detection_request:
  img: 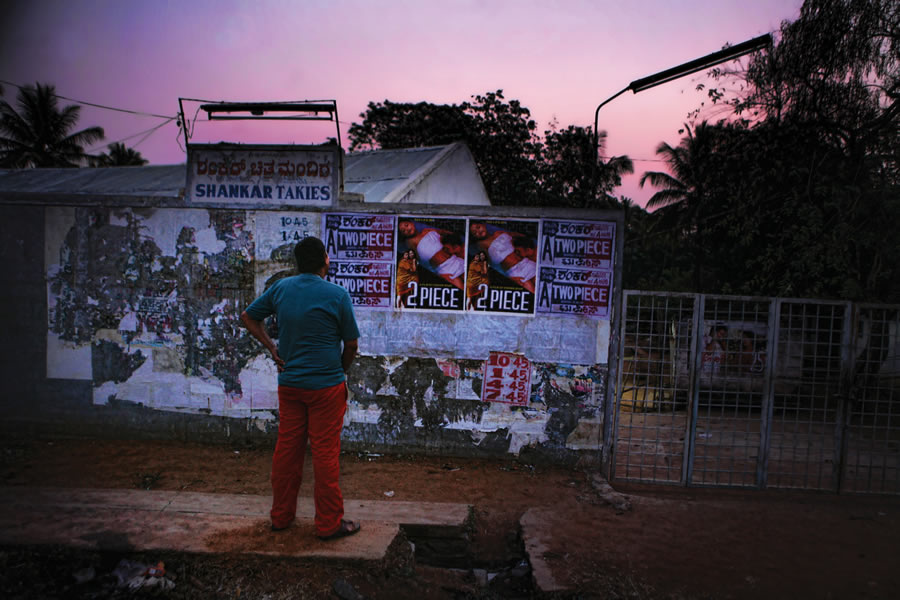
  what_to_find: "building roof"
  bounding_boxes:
[0,142,488,205]
[344,144,457,203]
[0,164,186,197]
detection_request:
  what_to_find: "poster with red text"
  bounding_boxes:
[538,219,615,270]
[481,351,532,405]
[323,213,395,310]
[535,267,611,318]
[536,219,615,319]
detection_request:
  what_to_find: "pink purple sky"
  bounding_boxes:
[1,0,803,206]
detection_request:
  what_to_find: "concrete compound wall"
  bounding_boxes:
[1,197,623,464]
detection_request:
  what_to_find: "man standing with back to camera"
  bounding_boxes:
[240,236,361,540]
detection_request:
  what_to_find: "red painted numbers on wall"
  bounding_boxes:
[481,351,531,405]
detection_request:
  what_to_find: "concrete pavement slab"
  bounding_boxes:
[0,487,470,526]
[0,486,471,563]
[520,507,566,594]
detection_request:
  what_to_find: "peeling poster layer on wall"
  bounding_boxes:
[43,206,615,457]
[46,206,271,418]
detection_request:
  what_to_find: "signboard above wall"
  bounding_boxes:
[186,144,340,207]
[180,97,344,207]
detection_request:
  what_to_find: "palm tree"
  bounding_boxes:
[0,83,105,168]
[91,142,148,167]
[640,122,722,290]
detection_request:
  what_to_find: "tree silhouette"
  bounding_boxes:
[540,125,633,208]
[0,83,104,168]
[348,91,543,205]
[91,142,148,167]
[349,91,635,207]
[640,122,728,291]
[708,0,899,300]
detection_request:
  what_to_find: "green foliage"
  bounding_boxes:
[348,91,541,205]
[347,100,472,151]
[348,91,631,207]
[462,91,543,206]
[540,125,633,209]
[635,0,899,302]
[0,82,105,168]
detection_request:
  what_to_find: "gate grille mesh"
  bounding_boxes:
[614,292,694,483]
[613,293,900,494]
[690,297,769,487]
[765,301,844,491]
[843,306,900,494]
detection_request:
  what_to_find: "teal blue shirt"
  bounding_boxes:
[245,273,360,390]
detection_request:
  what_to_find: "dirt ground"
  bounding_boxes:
[2,437,899,599]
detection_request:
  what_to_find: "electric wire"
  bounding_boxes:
[0,79,175,120]
[86,118,176,153]
[2,81,676,166]
[3,78,182,156]
[131,119,174,148]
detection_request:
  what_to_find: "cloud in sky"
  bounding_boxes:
[0,0,803,206]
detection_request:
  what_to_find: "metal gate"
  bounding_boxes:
[612,292,900,494]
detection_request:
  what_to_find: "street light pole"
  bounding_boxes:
[592,33,772,197]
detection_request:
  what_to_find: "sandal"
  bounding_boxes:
[271,518,294,532]
[317,519,361,541]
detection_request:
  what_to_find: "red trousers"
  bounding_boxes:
[271,381,347,536]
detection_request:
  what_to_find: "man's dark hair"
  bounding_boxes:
[294,236,327,273]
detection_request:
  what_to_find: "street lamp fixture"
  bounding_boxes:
[592,34,772,189]
[198,101,338,121]
[176,98,342,146]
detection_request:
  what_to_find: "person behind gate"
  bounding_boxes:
[240,236,361,540]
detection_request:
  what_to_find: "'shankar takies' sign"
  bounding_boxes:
[186,144,338,206]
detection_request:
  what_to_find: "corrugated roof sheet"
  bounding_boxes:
[346,145,461,203]
[0,165,186,197]
[0,144,461,202]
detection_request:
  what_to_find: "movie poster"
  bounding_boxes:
[466,218,539,315]
[539,219,615,270]
[535,267,611,318]
[537,219,615,319]
[322,213,395,310]
[395,216,467,312]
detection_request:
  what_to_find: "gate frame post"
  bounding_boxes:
[834,301,857,493]
[681,293,704,486]
[600,213,627,480]
[756,298,781,489]
[602,289,627,480]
